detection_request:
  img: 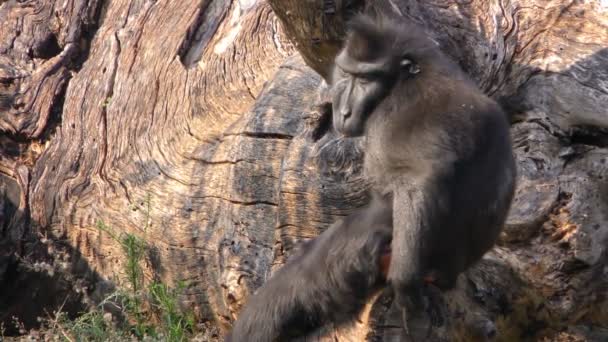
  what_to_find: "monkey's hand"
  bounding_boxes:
[423,270,438,285]
[305,101,333,142]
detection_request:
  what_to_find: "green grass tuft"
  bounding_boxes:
[40,194,197,341]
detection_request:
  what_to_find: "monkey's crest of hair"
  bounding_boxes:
[345,14,439,64]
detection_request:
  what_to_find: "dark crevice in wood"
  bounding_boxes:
[569,126,608,148]
[519,117,568,142]
[235,131,294,140]
[191,194,278,207]
[0,93,14,112]
[178,0,230,68]
[68,0,107,73]
[31,33,61,60]
[35,74,70,142]
[189,158,248,165]
[0,136,22,158]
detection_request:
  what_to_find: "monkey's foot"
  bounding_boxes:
[422,283,446,327]
[399,298,434,341]
[400,308,411,337]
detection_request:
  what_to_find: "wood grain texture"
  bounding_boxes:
[1,0,607,340]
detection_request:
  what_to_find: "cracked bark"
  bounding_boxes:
[1,0,607,340]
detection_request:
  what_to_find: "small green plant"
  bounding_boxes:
[149,282,195,342]
[56,310,114,341]
[45,194,197,341]
[96,220,154,339]
[43,294,125,342]
[102,96,112,108]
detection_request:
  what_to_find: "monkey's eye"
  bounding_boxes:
[400,58,412,67]
[400,58,420,75]
[357,76,373,85]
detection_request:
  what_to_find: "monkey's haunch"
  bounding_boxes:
[380,249,439,287]
[227,195,392,342]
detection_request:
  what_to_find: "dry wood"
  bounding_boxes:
[1,0,607,340]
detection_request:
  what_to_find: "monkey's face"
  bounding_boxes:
[331,50,420,137]
[331,53,393,137]
[330,15,428,137]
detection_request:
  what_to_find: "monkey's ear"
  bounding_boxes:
[400,58,420,74]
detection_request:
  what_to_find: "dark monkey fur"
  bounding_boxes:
[331,14,516,310]
[226,194,393,342]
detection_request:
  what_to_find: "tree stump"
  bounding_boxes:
[1,0,607,340]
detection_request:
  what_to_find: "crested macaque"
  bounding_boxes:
[226,193,393,342]
[331,13,516,323]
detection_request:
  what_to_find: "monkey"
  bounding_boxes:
[330,13,516,330]
[226,193,393,342]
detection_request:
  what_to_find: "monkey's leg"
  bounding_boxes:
[388,187,429,336]
[422,282,447,327]
[421,270,448,327]
[398,294,436,341]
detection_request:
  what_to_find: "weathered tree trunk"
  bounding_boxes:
[1,0,607,340]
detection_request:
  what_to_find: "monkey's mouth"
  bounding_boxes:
[338,118,366,137]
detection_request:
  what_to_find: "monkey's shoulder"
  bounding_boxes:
[441,83,503,115]
[435,90,509,138]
